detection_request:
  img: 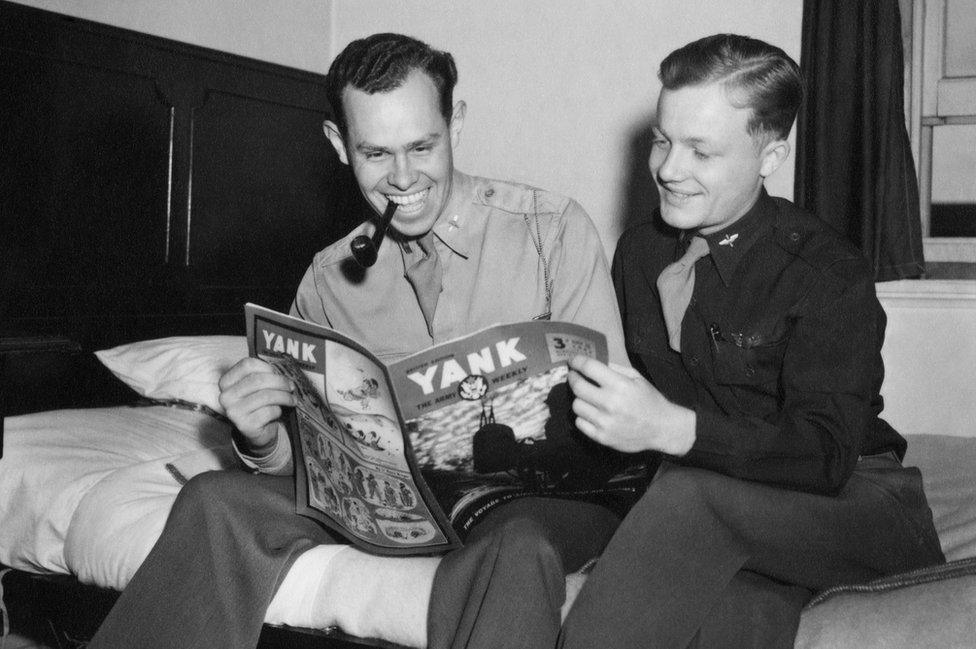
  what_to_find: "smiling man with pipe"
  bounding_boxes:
[88,33,629,649]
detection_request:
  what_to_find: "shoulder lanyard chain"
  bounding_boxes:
[524,189,553,320]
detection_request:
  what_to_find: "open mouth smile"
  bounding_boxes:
[385,189,429,214]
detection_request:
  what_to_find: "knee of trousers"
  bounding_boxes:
[170,469,257,522]
[634,465,763,541]
[645,464,729,510]
[476,518,564,580]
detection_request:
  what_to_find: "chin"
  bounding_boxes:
[659,208,703,232]
[393,215,437,238]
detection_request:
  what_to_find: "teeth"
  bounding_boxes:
[666,188,694,200]
[386,189,428,207]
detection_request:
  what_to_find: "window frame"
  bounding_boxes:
[906,0,976,263]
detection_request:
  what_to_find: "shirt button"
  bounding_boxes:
[689,356,700,366]
[745,365,756,377]
[789,231,800,242]
[485,187,495,198]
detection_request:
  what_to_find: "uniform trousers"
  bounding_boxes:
[557,454,945,649]
[87,469,620,649]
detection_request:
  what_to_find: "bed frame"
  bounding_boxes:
[0,2,398,647]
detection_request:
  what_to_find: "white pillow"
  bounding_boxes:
[95,336,247,414]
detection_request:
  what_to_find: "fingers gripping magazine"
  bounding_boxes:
[246,304,641,556]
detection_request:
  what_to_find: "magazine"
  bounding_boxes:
[246,303,647,556]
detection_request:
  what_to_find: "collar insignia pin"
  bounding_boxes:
[719,233,739,247]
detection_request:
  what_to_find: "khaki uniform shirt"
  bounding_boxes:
[243,170,625,472]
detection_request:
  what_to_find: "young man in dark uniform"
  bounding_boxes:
[562,34,944,649]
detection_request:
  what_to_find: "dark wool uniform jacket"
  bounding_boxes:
[612,190,906,496]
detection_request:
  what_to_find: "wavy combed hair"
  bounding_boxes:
[659,34,803,144]
[326,33,458,133]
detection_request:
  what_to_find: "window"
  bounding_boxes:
[905,0,976,265]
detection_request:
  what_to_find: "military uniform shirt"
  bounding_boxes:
[613,190,905,495]
[241,170,626,472]
[293,170,626,365]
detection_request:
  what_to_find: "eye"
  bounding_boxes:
[651,137,669,151]
[363,150,388,161]
[693,149,710,160]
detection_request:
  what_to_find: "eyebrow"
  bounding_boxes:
[655,131,713,150]
[356,133,443,155]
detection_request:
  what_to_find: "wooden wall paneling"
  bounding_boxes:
[173,57,361,316]
[0,28,173,324]
[0,1,363,348]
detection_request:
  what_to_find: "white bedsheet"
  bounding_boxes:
[64,446,237,589]
[0,404,430,645]
[0,405,232,579]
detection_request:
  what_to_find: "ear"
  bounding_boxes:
[323,120,349,165]
[449,100,466,149]
[758,138,790,178]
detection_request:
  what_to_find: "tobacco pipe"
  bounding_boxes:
[350,201,398,268]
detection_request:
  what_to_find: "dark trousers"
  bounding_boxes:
[88,471,336,649]
[428,497,620,649]
[87,470,620,649]
[558,455,945,649]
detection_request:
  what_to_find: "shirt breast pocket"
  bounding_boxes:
[710,326,789,387]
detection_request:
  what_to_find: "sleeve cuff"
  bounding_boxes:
[233,428,294,475]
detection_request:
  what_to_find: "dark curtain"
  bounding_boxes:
[795,0,925,280]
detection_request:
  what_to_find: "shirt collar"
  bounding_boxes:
[695,189,775,286]
[429,169,474,259]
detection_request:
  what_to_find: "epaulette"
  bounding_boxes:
[475,178,570,216]
[770,199,863,273]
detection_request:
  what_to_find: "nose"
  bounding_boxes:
[388,154,417,191]
[651,146,683,185]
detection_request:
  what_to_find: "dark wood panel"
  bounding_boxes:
[0,49,172,308]
[0,0,364,349]
[189,89,360,292]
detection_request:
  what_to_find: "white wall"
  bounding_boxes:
[332,0,804,256]
[10,0,803,257]
[877,281,976,438]
[5,0,334,73]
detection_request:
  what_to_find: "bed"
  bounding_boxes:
[5,323,976,649]
[0,336,418,649]
[3,3,976,648]
[4,323,976,649]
